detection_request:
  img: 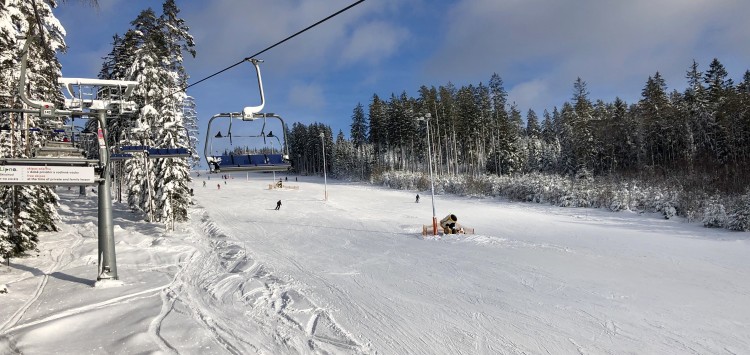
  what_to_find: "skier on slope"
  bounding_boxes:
[275,200,282,210]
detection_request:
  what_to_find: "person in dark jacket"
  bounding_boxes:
[275,200,282,210]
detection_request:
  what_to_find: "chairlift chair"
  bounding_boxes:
[203,58,292,173]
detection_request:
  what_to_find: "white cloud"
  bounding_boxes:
[340,21,409,65]
[182,0,376,76]
[508,79,549,114]
[287,82,326,111]
[424,0,750,110]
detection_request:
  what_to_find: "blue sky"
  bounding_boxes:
[55,0,750,156]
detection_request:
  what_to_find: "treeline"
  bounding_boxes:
[285,58,750,230]
[292,58,750,193]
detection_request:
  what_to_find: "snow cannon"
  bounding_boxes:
[422,214,474,236]
[440,214,458,234]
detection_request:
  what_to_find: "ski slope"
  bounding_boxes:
[1,173,749,354]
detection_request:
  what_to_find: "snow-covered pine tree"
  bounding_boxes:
[0,0,65,255]
[350,102,367,148]
[570,77,595,174]
[24,11,64,231]
[182,95,200,168]
[0,0,22,255]
[703,58,732,166]
[639,72,673,169]
[119,1,194,223]
[557,102,577,175]
[454,85,479,175]
[609,97,637,173]
[508,103,526,174]
[123,9,164,218]
[474,83,492,177]
[487,74,518,175]
[332,130,353,179]
[368,94,388,168]
[155,0,195,223]
[437,82,458,176]
[526,109,542,172]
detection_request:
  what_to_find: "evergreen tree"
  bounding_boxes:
[703,58,733,166]
[368,94,387,159]
[727,192,750,231]
[487,74,512,174]
[525,109,542,172]
[437,83,457,176]
[350,102,367,148]
[332,130,354,178]
[541,109,555,143]
[570,77,595,173]
[639,72,672,168]
[609,98,637,172]
[0,0,65,256]
[557,102,576,174]
[116,2,195,223]
[526,109,540,138]
[704,58,733,103]
[455,85,480,175]
[183,95,200,168]
[123,10,162,217]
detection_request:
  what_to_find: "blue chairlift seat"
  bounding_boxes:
[120,145,149,152]
[147,147,190,158]
[110,153,134,160]
[211,153,290,172]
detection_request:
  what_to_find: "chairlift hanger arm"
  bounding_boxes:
[261,113,291,159]
[17,36,42,109]
[242,59,265,120]
[16,36,70,116]
[204,112,241,168]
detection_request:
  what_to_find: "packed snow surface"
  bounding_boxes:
[1,173,749,354]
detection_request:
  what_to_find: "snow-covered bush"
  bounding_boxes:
[702,197,728,228]
[652,190,680,219]
[371,169,744,231]
[727,192,750,231]
[677,189,707,223]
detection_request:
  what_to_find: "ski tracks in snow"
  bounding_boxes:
[155,206,367,354]
[0,230,85,333]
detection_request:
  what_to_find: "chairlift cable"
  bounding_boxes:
[158,0,365,102]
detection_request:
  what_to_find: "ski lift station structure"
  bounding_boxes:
[204,58,292,173]
[0,36,146,281]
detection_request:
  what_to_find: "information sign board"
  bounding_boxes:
[0,165,97,185]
